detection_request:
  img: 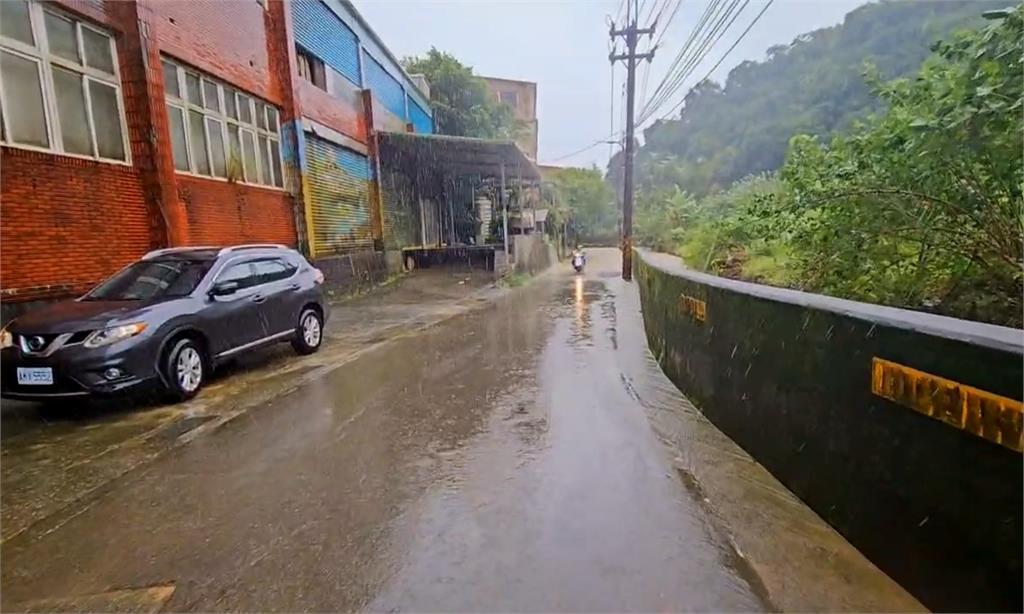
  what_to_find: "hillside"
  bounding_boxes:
[628,0,1001,196]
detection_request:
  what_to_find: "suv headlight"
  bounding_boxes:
[84,323,147,348]
[0,325,12,350]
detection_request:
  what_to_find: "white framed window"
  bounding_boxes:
[0,0,129,163]
[162,56,283,188]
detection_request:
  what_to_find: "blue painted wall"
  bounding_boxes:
[310,0,431,114]
[337,145,370,180]
[362,51,405,120]
[291,0,361,86]
[408,96,432,134]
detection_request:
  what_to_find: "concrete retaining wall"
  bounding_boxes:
[635,250,1023,612]
[313,250,390,300]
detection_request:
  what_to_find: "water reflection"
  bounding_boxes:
[574,275,585,322]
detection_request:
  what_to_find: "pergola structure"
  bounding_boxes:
[376,131,541,256]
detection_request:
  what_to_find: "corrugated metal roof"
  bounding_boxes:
[377,131,540,181]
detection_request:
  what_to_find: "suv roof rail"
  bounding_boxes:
[217,244,289,256]
[143,246,218,260]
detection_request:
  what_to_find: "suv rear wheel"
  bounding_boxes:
[292,308,323,355]
[163,338,205,402]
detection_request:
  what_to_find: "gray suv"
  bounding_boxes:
[1,245,328,403]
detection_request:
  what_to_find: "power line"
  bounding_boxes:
[651,0,683,49]
[647,0,775,125]
[643,0,724,101]
[546,0,771,169]
[638,0,663,127]
[642,0,663,25]
[640,0,725,119]
[641,0,743,121]
[651,0,673,25]
[549,133,623,163]
[618,80,627,154]
[639,53,652,106]
[615,0,627,23]
[639,0,750,124]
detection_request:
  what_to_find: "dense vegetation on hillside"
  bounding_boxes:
[628,4,1023,326]
[621,0,1000,197]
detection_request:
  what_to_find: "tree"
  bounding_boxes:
[776,6,1023,324]
[402,48,521,139]
[546,167,617,242]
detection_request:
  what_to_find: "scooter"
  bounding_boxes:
[572,253,585,273]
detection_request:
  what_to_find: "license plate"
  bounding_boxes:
[16,367,53,386]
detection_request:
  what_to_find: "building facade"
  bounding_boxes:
[0,0,432,315]
[480,76,537,161]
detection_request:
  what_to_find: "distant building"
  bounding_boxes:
[480,76,538,161]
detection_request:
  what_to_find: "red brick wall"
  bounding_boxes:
[176,176,296,247]
[0,149,153,300]
[51,0,110,26]
[0,1,161,301]
[147,0,301,249]
[299,80,365,142]
[146,0,282,106]
[0,0,303,302]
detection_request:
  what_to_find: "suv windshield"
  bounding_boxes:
[84,259,214,301]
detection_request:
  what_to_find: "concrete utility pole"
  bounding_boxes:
[610,0,654,281]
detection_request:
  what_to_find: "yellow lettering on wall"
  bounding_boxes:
[871,357,1023,452]
[678,294,706,322]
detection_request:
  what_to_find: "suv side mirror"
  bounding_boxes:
[210,280,240,297]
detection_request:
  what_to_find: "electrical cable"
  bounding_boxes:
[640,0,724,119]
[641,0,742,120]
[651,0,683,49]
[647,0,775,124]
[639,0,751,124]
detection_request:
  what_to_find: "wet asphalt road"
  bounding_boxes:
[2,248,929,609]
[1,249,769,611]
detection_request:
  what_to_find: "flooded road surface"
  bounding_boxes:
[1,249,911,612]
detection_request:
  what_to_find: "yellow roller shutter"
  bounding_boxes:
[305,135,373,256]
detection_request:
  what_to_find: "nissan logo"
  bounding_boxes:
[27,336,46,351]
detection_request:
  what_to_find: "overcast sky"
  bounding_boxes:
[352,0,869,169]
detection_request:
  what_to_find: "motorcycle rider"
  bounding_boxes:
[571,245,586,272]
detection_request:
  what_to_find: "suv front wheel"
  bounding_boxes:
[292,308,323,355]
[163,338,206,402]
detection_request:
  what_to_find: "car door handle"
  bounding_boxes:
[251,294,267,303]
[287,283,301,291]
